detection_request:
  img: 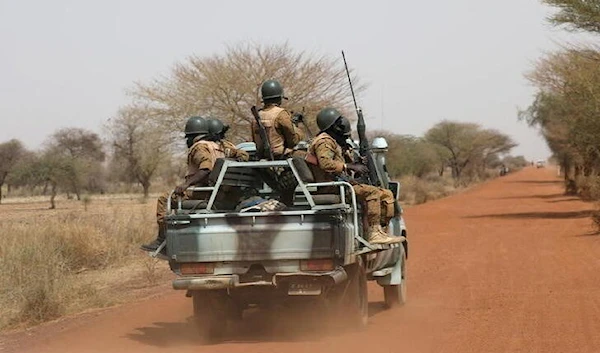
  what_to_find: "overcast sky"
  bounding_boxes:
[0,0,585,159]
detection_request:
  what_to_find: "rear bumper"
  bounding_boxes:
[172,267,348,291]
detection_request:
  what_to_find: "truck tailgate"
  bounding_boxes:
[167,213,342,262]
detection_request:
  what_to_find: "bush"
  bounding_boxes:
[398,174,456,205]
[0,208,154,328]
[591,206,600,234]
[575,176,600,200]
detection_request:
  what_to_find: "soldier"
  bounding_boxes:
[252,79,304,159]
[141,116,248,252]
[308,107,401,245]
[251,79,306,206]
[206,118,249,162]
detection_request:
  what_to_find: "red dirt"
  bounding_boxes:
[2,167,600,353]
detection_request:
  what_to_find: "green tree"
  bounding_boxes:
[521,49,600,180]
[46,128,106,200]
[425,121,515,181]
[543,0,600,33]
[0,139,26,203]
[372,132,440,178]
[9,152,73,209]
[106,105,171,197]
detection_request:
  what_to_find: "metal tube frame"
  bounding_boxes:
[165,159,373,250]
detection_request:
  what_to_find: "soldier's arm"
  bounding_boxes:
[222,141,249,162]
[343,149,354,163]
[276,110,304,147]
[314,140,345,174]
[178,145,212,191]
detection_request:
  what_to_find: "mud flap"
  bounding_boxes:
[375,254,402,286]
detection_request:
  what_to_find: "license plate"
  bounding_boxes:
[288,282,322,296]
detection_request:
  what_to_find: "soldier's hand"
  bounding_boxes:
[292,112,304,126]
[346,163,369,175]
[174,185,187,196]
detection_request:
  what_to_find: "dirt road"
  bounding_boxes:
[2,167,600,353]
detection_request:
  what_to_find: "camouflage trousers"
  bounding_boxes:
[156,187,246,225]
[352,184,395,227]
[268,150,307,206]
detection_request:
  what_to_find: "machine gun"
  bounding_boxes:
[291,107,313,140]
[342,51,381,187]
[251,105,274,161]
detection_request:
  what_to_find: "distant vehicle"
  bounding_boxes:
[536,160,545,168]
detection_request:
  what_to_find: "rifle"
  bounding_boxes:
[291,107,313,139]
[342,50,381,187]
[250,105,274,160]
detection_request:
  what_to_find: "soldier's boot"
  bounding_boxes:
[367,225,399,245]
[279,189,294,207]
[380,224,407,243]
[140,224,166,252]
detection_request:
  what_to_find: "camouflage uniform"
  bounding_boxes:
[252,105,304,159]
[308,132,394,228]
[156,137,249,225]
[251,104,305,206]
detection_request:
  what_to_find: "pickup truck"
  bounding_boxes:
[154,137,408,340]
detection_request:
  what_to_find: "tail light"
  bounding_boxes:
[180,262,215,275]
[300,259,334,272]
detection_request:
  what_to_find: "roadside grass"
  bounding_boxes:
[397,168,512,206]
[0,197,165,330]
[398,174,457,205]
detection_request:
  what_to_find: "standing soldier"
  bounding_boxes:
[141,116,249,252]
[252,79,304,160]
[308,107,401,245]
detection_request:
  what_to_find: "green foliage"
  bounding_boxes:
[424,121,516,180]
[106,106,171,197]
[543,0,600,33]
[46,128,106,200]
[502,155,529,169]
[371,131,441,178]
[0,139,27,203]
[522,49,600,185]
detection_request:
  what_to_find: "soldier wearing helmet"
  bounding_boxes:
[141,116,248,252]
[252,79,304,160]
[307,108,400,245]
[206,118,249,162]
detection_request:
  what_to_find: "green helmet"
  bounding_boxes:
[316,107,343,132]
[261,79,284,101]
[207,118,230,136]
[184,116,208,136]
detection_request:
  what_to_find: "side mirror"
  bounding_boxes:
[388,181,400,200]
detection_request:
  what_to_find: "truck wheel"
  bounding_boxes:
[192,291,225,343]
[345,262,369,327]
[383,245,407,308]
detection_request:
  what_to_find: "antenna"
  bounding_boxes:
[380,84,384,130]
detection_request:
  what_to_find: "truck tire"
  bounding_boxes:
[383,245,407,308]
[192,291,226,343]
[344,261,369,328]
